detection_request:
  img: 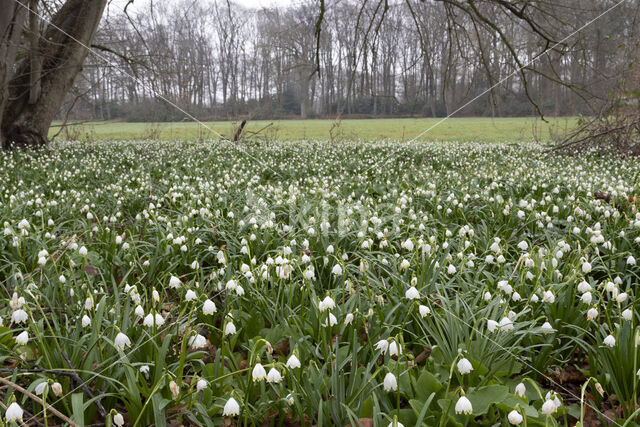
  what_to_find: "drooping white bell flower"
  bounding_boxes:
[114,332,131,350]
[5,402,24,422]
[383,372,397,391]
[286,354,301,369]
[202,299,216,315]
[252,363,267,382]
[455,396,473,414]
[15,331,29,345]
[223,397,240,416]
[405,286,420,300]
[508,409,523,424]
[457,358,473,375]
[266,367,282,383]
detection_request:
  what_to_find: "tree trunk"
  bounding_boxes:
[0,1,27,149]
[1,0,107,148]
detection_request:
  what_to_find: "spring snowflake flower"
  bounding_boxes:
[114,332,131,350]
[515,383,526,397]
[169,380,179,399]
[318,296,335,311]
[517,241,529,251]
[581,292,592,304]
[542,290,555,303]
[405,286,420,300]
[332,264,343,276]
[196,379,208,391]
[169,276,181,288]
[455,396,473,414]
[189,334,207,349]
[581,261,592,273]
[252,363,267,382]
[266,367,282,383]
[419,305,430,317]
[541,399,557,415]
[375,339,389,354]
[457,358,473,374]
[344,312,354,325]
[383,372,398,391]
[402,238,414,251]
[15,331,29,345]
[447,264,457,275]
[35,382,48,395]
[628,256,637,265]
[508,409,523,425]
[202,299,216,315]
[617,292,628,303]
[79,246,88,256]
[286,354,301,369]
[143,313,165,327]
[185,290,197,301]
[223,397,240,416]
[82,315,92,327]
[587,307,598,321]
[140,365,150,376]
[223,321,236,336]
[499,317,514,331]
[541,322,554,333]
[623,309,633,321]
[52,382,62,396]
[134,305,144,318]
[11,309,28,324]
[5,402,24,422]
[604,335,616,347]
[324,312,338,327]
[487,319,498,332]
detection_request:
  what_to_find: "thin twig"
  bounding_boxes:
[0,376,79,427]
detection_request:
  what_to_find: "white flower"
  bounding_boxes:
[35,382,48,395]
[383,372,397,391]
[189,334,207,349]
[114,332,131,350]
[168,276,181,288]
[542,290,555,303]
[457,358,473,375]
[196,379,208,391]
[332,264,343,276]
[581,292,592,304]
[541,399,557,415]
[375,340,389,354]
[134,305,145,318]
[140,365,150,376]
[318,296,335,312]
[202,299,216,315]
[252,363,267,381]
[143,313,165,327]
[628,256,636,265]
[223,397,240,416]
[400,259,410,269]
[604,335,616,347]
[11,309,28,324]
[389,341,401,356]
[514,383,526,397]
[169,380,179,399]
[15,331,29,345]
[5,402,23,422]
[487,319,498,332]
[79,246,88,256]
[419,305,430,317]
[517,241,529,251]
[508,409,523,424]
[455,396,473,414]
[266,367,282,383]
[587,307,598,320]
[447,264,457,275]
[286,354,301,369]
[623,309,633,321]
[52,382,62,397]
[82,315,91,328]
[185,290,197,301]
[581,261,592,273]
[405,286,420,300]
[541,322,554,333]
[402,238,414,251]
[387,422,404,427]
[224,321,236,336]
[617,292,628,303]
[499,317,514,331]
[325,312,338,326]
[344,313,354,325]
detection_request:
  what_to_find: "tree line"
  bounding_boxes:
[67,0,637,122]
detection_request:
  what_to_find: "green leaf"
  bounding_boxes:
[71,392,85,426]
[152,394,168,427]
[415,369,442,401]
[466,385,509,415]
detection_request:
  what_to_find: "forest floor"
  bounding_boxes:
[49,116,577,142]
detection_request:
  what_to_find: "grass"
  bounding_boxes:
[49,116,577,142]
[2,139,638,426]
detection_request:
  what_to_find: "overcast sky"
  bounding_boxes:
[109,0,297,12]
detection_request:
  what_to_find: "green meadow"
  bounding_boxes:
[49,116,577,142]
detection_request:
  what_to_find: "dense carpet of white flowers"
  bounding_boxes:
[1,140,640,426]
